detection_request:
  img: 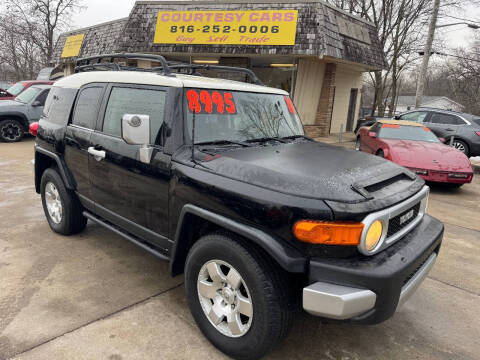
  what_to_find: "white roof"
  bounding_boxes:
[53,71,288,95]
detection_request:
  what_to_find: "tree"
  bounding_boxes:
[3,0,84,66]
[325,0,480,116]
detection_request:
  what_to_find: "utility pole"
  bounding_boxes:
[415,0,441,108]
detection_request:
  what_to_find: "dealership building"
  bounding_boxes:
[51,0,385,137]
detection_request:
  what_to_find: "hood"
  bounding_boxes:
[199,141,423,211]
[0,100,23,108]
[384,139,473,172]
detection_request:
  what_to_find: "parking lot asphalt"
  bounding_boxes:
[1,138,479,360]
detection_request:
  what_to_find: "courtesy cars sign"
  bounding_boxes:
[61,34,85,58]
[154,10,298,45]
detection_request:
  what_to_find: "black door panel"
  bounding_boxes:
[89,83,172,250]
[64,125,92,198]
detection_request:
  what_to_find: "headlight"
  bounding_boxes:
[365,220,383,251]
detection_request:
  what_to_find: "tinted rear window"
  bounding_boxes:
[72,87,104,129]
[42,87,77,125]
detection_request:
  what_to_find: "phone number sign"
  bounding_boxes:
[154,10,298,45]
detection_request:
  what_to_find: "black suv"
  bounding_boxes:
[34,54,443,360]
[395,108,480,157]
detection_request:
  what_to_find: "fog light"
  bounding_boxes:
[365,220,383,251]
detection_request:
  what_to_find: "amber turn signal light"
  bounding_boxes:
[293,220,364,245]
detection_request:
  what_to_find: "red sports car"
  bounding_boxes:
[356,120,473,187]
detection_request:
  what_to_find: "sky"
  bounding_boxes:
[73,0,480,50]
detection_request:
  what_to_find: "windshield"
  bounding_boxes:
[15,87,41,104]
[7,82,26,96]
[185,89,304,144]
[378,124,440,143]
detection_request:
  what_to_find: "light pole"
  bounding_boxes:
[415,1,479,108]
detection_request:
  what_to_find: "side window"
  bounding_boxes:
[103,87,166,144]
[430,113,463,125]
[72,87,103,129]
[35,90,50,106]
[399,111,428,122]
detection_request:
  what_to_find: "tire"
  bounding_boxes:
[0,119,24,142]
[451,139,469,157]
[40,168,87,235]
[185,232,294,360]
[355,137,361,151]
[376,149,385,158]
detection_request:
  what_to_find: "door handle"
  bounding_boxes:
[88,147,106,160]
[445,128,454,131]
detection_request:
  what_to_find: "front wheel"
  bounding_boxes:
[185,233,294,360]
[376,149,385,158]
[0,119,24,142]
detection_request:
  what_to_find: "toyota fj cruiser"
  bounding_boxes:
[34,54,443,360]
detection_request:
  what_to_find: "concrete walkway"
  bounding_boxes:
[1,138,479,360]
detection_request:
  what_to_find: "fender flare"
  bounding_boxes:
[35,145,76,191]
[0,111,29,129]
[169,204,307,276]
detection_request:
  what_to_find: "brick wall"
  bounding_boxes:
[304,62,336,137]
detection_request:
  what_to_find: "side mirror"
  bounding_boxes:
[32,100,42,106]
[439,137,446,143]
[122,114,152,164]
[368,131,377,138]
[394,115,401,120]
[122,114,150,145]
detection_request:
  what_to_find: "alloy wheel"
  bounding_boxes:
[197,260,253,338]
[1,122,22,141]
[45,182,63,224]
[452,141,467,154]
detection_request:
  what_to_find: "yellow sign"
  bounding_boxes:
[61,34,85,58]
[154,10,298,46]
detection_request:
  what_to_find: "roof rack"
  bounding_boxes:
[169,64,263,85]
[75,53,172,75]
[74,53,264,86]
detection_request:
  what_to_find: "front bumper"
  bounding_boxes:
[419,171,473,184]
[302,214,443,324]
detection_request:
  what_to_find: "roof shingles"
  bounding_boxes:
[52,1,386,70]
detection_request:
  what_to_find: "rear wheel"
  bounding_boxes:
[451,139,469,157]
[0,119,24,142]
[185,232,294,360]
[40,168,87,235]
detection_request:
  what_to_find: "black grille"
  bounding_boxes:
[387,202,421,237]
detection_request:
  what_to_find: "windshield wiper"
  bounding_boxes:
[281,135,313,141]
[246,137,288,144]
[195,140,253,147]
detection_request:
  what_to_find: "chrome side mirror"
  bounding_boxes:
[122,114,150,145]
[122,114,153,164]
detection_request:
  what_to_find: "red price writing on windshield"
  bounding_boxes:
[186,89,236,115]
